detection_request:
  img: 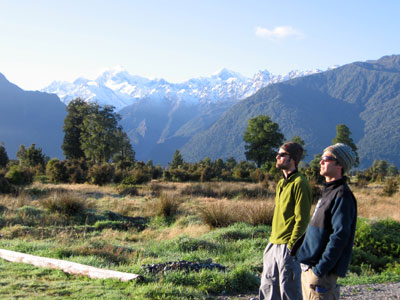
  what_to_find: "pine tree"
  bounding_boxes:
[332,124,359,166]
[170,150,184,169]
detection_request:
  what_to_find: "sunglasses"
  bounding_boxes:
[276,152,290,158]
[321,156,337,162]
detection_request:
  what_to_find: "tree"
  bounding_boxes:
[169,150,184,169]
[17,144,47,169]
[80,105,122,163]
[225,157,237,171]
[62,98,94,160]
[243,115,284,167]
[304,154,324,184]
[112,129,135,163]
[63,99,134,164]
[0,142,9,168]
[332,124,359,166]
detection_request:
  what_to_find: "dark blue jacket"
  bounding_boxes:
[294,177,357,277]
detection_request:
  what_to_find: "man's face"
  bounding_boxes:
[276,148,292,170]
[320,151,342,178]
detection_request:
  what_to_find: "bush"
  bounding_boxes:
[250,168,265,183]
[88,164,115,186]
[169,168,191,182]
[65,160,87,183]
[121,168,151,185]
[116,184,138,196]
[352,218,400,273]
[382,178,399,196]
[46,159,68,183]
[5,166,33,186]
[0,172,12,194]
[40,192,89,216]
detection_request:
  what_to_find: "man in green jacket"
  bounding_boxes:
[259,142,312,300]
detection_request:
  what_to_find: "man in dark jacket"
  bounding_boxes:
[294,143,357,300]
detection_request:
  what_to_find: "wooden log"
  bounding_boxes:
[0,248,141,282]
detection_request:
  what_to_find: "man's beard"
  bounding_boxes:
[276,161,290,170]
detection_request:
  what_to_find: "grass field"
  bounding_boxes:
[0,180,399,299]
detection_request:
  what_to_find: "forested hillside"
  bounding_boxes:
[181,55,400,168]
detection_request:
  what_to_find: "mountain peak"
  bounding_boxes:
[212,68,247,81]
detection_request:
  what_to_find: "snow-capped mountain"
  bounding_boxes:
[42,66,329,111]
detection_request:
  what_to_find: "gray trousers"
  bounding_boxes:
[259,243,302,300]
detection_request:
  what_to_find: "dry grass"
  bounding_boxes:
[197,198,275,228]
[155,224,210,241]
[0,193,32,209]
[353,183,400,221]
[2,180,398,235]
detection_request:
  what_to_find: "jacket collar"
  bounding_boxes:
[323,176,347,190]
[283,168,299,185]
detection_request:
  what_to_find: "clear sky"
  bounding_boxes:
[1,0,399,91]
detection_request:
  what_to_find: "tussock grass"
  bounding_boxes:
[141,192,182,218]
[181,182,273,199]
[197,199,274,228]
[40,192,93,216]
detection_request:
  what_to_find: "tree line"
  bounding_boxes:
[0,99,398,196]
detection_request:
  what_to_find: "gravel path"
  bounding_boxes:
[340,282,400,299]
[215,282,400,299]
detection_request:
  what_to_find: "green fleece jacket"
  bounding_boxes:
[269,171,312,250]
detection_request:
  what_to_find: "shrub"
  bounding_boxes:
[5,166,33,186]
[0,172,12,194]
[46,159,68,183]
[65,160,87,183]
[169,168,191,182]
[116,184,138,196]
[250,168,265,183]
[382,178,399,197]
[352,218,400,272]
[121,168,151,185]
[88,164,115,186]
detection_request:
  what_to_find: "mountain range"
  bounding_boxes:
[42,66,325,110]
[42,66,329,165]
[1,55,400,169]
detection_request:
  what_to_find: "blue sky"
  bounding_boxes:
[1,0,399,90]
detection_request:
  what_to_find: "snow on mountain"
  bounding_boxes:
[42,66,328,110]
